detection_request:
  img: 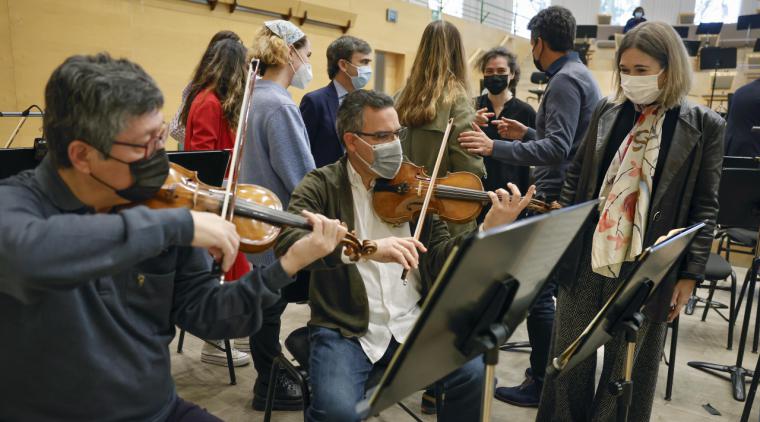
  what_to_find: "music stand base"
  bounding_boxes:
[687,361,753,401]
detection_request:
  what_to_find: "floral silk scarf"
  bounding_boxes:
[592,105,666,277]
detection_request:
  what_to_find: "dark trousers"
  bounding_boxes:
[306,326,484,422]
[166,397,222,422]
[527,278,556,383]
[537,251,665,421]
[249,295,287,383]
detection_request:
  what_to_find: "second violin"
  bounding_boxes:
[372,162,560,225]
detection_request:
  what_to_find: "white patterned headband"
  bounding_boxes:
[264,20,305,46]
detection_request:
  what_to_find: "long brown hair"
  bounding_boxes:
[395,20,470,127]
[180,38,247,129]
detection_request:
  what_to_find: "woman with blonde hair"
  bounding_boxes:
[395,20,484,236]
[537,21,724,421]
[241,19,315,411]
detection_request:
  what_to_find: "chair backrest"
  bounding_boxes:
[530,71,548,85]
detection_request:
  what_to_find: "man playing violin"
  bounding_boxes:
[275,89,536,422]
[0,53,348,422]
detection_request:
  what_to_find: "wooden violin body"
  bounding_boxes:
[373,162,484,224]
[142,163,376,260]
[372,162,560,225]
[142,163,282,253]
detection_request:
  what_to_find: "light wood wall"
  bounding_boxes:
[0,0,512,149]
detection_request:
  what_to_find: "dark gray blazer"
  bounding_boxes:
[559,97,725,321]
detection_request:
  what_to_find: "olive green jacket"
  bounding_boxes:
[398,90,486,179]
[274,156,465,338]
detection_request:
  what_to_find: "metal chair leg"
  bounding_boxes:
[701,279,719,321]
[729,270,737,350]
[665,318,678,401]
[263,359,281,422]
[222,339,236,385]
[177,329,185,353]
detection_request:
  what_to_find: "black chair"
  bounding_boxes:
[717,227,758,262]
[663,317,679,401]
[665,253,736,400]
[263,327,440,422]
[684,253,738,349]
[176,332,238,385]
[528,72,549,104]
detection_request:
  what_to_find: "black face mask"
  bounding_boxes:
[532,39,544,72]
[483,75,510,95]
[91,149,170,202]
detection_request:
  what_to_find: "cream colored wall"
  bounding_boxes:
[2,0,755,151]
[0,0,511,149]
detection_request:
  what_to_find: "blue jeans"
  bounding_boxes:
[527,278,557,383]
[306,326,484,422]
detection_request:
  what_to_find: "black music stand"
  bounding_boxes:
[738,14,760,41]
[688,167,760,402]
[548,223,705,422]
[755,38,760,52]
[697,22,723,36]
[576,25,598,41]
[673,25,690,39]
[684,40,702,57]
[0,148,230,186]
[700,47,738,109]
[166,150,229,185]
[356,201,598,421]
[723,156,760,169]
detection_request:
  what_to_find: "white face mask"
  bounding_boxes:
[620,70,662,105]
[290,48,313,90]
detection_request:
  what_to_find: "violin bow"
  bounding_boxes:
[401,117,454,283]
[217,58,260,282]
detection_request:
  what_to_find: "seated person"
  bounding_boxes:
[275,89,535,422]
[0,53,346,422]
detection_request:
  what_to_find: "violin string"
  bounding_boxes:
[202,189,311,228]
[417,183,548,208]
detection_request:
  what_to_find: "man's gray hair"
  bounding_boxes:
[43,53,164,167]
[336,90,394,145]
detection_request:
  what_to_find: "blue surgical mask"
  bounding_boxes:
[634,12,643,18]
[345,62,372,90]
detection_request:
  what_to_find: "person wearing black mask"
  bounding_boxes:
[473,47,536,220]
[624,7,646,33]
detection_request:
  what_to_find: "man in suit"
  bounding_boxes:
[300,35,372,168]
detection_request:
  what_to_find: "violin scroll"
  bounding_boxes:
[342,232,378,262]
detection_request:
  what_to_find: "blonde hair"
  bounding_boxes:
[613,21,692,110]
[395,20,470,127]
[250,27,307,75]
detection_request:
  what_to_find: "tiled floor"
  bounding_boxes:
[172,265,760,421]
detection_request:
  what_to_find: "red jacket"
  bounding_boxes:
[184,89,251,281]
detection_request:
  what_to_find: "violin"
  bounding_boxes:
[372,161,560,225]
[141,162,376,261]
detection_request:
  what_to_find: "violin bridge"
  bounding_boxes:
[416,181,423,197]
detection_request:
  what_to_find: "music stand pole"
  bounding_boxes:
[708,65,719,110]
[608,313,644,422]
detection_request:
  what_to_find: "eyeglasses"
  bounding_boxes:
[111,122,168,160]
[353,127,407,143]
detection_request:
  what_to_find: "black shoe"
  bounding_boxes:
[494,375,541,408]
[252,372,304,411]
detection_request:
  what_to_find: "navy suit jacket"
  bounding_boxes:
[300,81,344,168]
